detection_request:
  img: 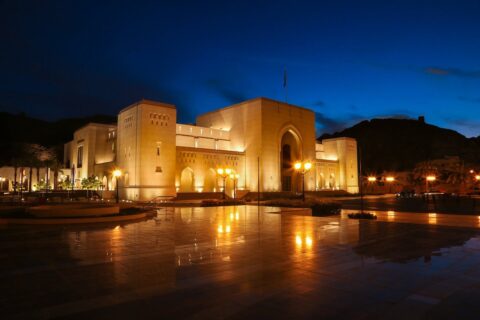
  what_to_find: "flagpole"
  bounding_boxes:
[283,68,288,103]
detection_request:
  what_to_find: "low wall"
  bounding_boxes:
[27,204,120,218]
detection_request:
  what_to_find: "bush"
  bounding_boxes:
[310,202,342,216]
[264,199,341,216]
[347,212,377,220]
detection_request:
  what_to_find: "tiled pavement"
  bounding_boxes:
[1,206,480,319]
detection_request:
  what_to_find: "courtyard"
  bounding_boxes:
[2,206,480,319]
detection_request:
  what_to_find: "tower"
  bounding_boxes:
[117,100,177,200]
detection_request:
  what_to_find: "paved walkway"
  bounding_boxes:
[1,206,480,319]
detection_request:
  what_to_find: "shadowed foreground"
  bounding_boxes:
[1,206,480,319]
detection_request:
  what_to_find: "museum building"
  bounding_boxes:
[64,97,359,200]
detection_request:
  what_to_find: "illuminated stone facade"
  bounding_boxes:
[64,97,359,200]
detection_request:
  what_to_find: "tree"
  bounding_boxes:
[412,161,439,192]
[59,177,73,190]
[34,146,56,192]
[9,143,30,193]
[81,176,103,190]
[446,164,469,194]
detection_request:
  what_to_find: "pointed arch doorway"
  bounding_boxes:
[280,129,302,192]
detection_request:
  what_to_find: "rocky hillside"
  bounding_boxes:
[319,118,480,172]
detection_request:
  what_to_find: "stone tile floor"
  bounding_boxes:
[2,206,480,319]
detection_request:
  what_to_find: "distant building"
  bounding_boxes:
[61,97,359,200]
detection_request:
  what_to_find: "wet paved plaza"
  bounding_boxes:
[2,206,480,319]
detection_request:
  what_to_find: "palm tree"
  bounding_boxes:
[50,158,64,190]
[23,144,43,192]
[35,146,56,192]
[9,143,32,193]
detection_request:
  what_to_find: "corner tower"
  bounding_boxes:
[117,100,177,200]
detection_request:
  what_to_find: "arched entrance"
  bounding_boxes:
[180,167,194,192]
[203,168,217,192]
[280,129,301,192]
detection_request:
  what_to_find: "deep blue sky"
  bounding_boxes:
[1,0,480,136]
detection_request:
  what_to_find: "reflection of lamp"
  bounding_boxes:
[113,169,122,203]
[294,161,312,201]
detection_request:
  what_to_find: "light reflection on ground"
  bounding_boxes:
[1,205,480,319]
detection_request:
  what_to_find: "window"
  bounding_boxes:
[77,146,84,168]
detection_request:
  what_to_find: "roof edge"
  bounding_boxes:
[119,99,176,114]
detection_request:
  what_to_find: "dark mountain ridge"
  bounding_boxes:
[319,118,480,172]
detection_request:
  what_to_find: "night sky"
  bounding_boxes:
[1,0,480,136]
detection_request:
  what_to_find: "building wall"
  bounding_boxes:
[197,98,316,192]
[321,138,359,193]
[117,100,177,200]
[67,123,116,184]
[197,99,262,191]
[315,160,340,190]
[175,147,245,197]
[260,99,316,192]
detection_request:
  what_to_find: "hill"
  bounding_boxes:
[0,112,116,165]
[319,118,480,173]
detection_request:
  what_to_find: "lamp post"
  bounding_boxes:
[113,169,122,204]
[229,173,240,199]
[426,175,436,193]
[367,176,376,193]
[474,175,480,193]
[385,176,395,193]
[217,168,232,200]
[294,161,312,201]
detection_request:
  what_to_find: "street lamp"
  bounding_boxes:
[367,176,376,193]
[217,168,232,199]
[385,176,395,193]
[229,173,240,199]
[426,175,436,193]
[113,169,122,204]
[294,161,312,201]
